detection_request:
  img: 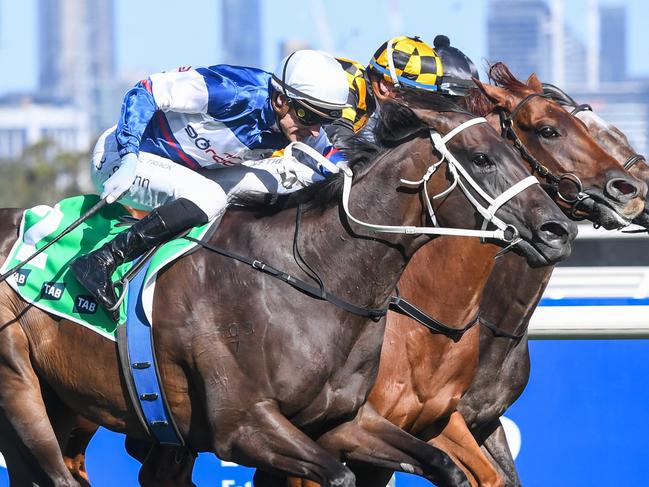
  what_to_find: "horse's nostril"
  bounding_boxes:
[539,221,569,243]
[606,178,638,198]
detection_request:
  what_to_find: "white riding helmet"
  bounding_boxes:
[271,50,350,120]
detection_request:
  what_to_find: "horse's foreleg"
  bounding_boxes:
[476,419,522,487]
[314,404,470,487]
[224,401,355,487]
[62,416,100,487]
[0,319,80,486]
[427,411,504,487]
[138,443,196,487]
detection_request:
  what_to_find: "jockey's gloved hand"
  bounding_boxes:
[102,153,139,204]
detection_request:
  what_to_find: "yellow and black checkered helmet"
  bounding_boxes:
[336,57,375,133]
[368,36,443,91]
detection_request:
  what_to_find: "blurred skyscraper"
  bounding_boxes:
[279,40,311,60]
[486,0,648,162]
[222,0,261,66]
[38,0,115,132]
[487,0,552,81]
[599,5,626,83]
[561,29,587,88]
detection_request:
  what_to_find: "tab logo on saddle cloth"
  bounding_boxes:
[40,281,65,300]
[12,269,31,286]
[73,295,98,314]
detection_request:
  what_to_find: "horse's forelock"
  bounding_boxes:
[488,62,530,94]
[375,101,425,144]
[463,63,538,117]
[377,89,473,143]
[462,88,495,117]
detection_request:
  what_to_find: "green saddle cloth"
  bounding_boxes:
[0,195,214,340]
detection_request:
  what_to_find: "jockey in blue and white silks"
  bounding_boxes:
[71,50,350,316]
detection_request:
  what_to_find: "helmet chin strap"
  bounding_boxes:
[386,37,401,89]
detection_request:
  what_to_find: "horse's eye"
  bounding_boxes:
[473,153,492,167]
[538,126,560,138]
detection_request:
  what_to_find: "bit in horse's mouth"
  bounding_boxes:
[579,194,633,229]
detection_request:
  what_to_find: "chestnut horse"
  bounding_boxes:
[0,95,575,486]
[453,83,649,487]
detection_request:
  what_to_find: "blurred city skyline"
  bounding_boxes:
[0,0,648,163]
[1,0,649,98]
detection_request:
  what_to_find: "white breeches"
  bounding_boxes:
[91,127,327,220]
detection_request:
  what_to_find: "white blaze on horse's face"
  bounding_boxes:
[574,110,635,161]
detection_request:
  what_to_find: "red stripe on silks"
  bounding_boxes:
[155,112,200,169]
[323,146,339,159]
[141,78,153,93]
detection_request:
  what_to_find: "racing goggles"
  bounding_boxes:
[438,76,476,97]
[289,98,342,126]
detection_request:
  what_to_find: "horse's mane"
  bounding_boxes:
[541,82,578,107]
[232,89,471,214]
[376,87,473,144]
[463,62,531,117]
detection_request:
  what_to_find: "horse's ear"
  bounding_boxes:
[526,73,543,93]
[406,106,458,134]
[472,77,517,110]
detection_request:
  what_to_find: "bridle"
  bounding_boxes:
[498,92,592,219]
[338,116,539,245]
[623,153,647,171]
[287,117,538,244]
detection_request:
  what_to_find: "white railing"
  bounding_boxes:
[527,223,649,339]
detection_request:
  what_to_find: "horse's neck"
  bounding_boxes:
[480,251,554,342]
[212,146,431,309]
[397,237,500,327]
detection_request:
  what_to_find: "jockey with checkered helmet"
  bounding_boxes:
[325,35,479,146]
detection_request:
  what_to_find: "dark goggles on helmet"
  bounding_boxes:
[437,76,476,97]
[288,98,342,126]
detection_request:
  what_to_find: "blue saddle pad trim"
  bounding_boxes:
[126,257,183,445]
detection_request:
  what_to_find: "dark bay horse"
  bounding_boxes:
[284,64,647,487]
[454,83,649,487]
[0,95,575,486]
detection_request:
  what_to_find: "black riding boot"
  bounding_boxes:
[70,198,208,314]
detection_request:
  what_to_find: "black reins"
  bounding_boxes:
[181,205,496,340]
[185,205,388,320]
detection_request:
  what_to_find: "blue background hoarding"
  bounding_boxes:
[2,339,648,486]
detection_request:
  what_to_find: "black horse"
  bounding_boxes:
[0,95,574,486]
